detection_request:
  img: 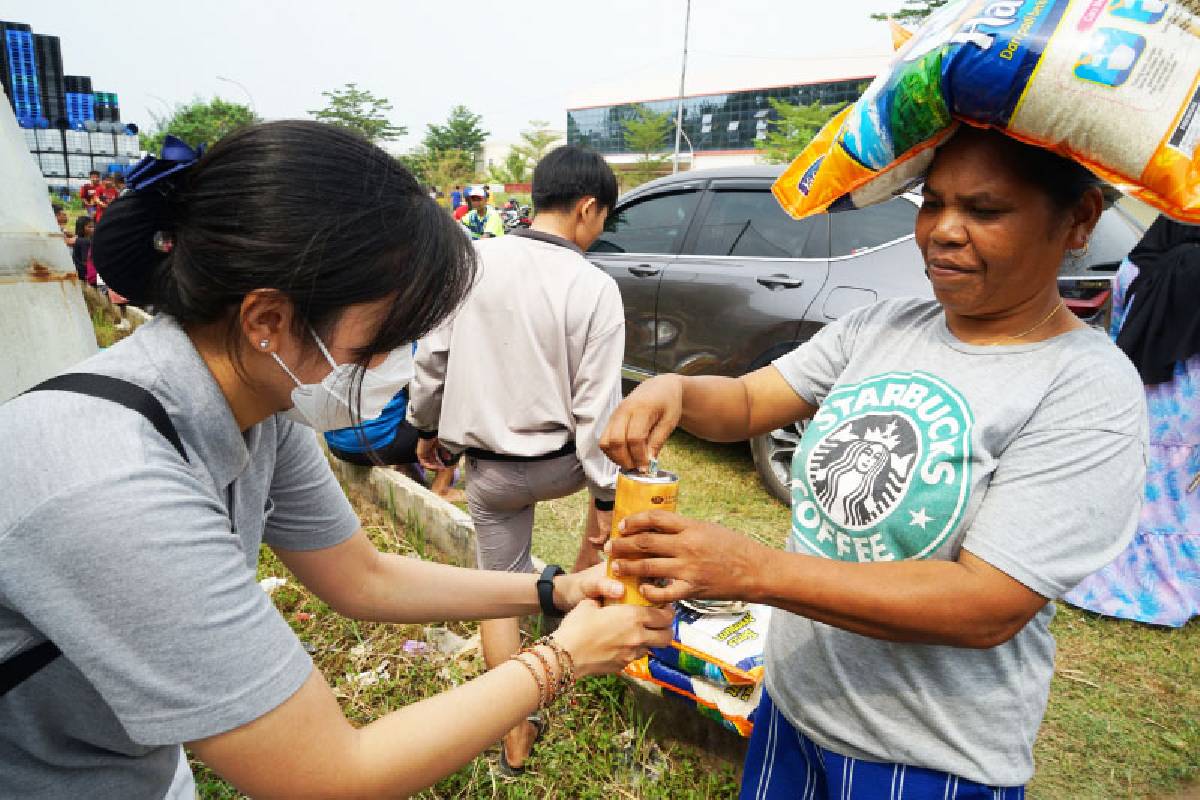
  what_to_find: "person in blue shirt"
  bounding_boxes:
[325,352,462,501]
[450,184,464,210]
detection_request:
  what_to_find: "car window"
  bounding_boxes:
[689,189,826,259]
[830,198,917,258]
[590,190,700,255]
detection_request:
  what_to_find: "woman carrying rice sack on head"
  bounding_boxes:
[600,125,1148,799]
[0,121,672,800]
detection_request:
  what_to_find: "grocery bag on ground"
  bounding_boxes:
[648,603,772,687]
[774,0,1200,222]
[624,655,762,737]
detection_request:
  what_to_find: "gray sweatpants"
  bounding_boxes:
[465,453,587,573]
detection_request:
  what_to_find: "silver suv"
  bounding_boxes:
[588,165,1141,502]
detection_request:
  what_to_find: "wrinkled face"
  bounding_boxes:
[915,131,1074,318]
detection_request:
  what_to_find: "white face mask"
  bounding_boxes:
[272,329,414,432]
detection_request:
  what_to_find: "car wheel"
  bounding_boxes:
[750,420,806,505]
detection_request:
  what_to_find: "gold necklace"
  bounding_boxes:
[984,302,1066,346]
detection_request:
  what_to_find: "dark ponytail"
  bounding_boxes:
[92,120,475,360]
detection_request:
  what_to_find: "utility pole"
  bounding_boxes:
[672,0,692,174]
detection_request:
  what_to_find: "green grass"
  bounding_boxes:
[83,285,138,348]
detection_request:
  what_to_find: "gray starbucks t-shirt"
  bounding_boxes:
[767,298,1147,786]
[0,315,360,799]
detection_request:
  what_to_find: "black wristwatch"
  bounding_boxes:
[537,564,566,618]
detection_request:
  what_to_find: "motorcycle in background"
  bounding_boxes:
[500,200,531,232]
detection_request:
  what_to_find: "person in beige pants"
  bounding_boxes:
[411,146,624,774]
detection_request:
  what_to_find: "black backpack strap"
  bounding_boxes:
[0,641,62,697]
[1,374,189,696]
[24,373,189,463]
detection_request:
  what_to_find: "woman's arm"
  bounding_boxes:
[275,530,620,622]
[600,367,816,470]
[608,512,1045,648]
[609,419,1144,649]
[190,599,673,799]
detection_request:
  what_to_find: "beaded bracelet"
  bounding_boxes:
[535,636,576,696]
[512,652,549,707]
[523,645,558,699]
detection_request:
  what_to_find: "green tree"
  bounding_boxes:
[621,106,673,186]
[487,148,532,184]
[402,147,475,192]
[423,105,489,161]
[308,83,406,143]
[140,97,258,154]
[871,0,948,21]
[511,119,563,168]
[760,99,847,164]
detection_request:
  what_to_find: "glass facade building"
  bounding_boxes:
[567,78,866,155]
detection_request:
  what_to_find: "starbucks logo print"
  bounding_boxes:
[791,371,974,563]
[808,414,919,529]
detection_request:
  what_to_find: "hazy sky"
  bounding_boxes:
[14,0,905,151]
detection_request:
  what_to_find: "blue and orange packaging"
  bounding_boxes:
[775,0,1200,224]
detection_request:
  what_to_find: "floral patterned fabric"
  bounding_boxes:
[1065,258,1200,626]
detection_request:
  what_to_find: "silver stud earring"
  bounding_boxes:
[259,339,270,349]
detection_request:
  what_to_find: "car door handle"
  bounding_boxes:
[757,275,804,289]
[628,264,662,278]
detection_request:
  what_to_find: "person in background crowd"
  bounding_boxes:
[94,174,119,223]
[324,349,464,503]
[428,185,438,201]
[460,186,504,239]
[451,184,464,210]
[113,173,126,196]
[453,190,472,222]
[411,145,624,775]
[54,204,76,248]
[0,121,670,800]
[600,126,1147,799]
[80,170,102,218]
[83,217,101,287]
[1066,216,1200,626]
[72,216,93,282]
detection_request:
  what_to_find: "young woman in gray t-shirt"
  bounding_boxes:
[0,122,672,800]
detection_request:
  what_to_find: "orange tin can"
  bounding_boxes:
[607,469,679,605]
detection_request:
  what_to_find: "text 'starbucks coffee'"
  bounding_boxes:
[608,469,679,605]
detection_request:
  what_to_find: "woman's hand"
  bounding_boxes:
[550,598,674,677]
[607,510,769,604]
[552,562,624,610]
[600,374,685,470]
